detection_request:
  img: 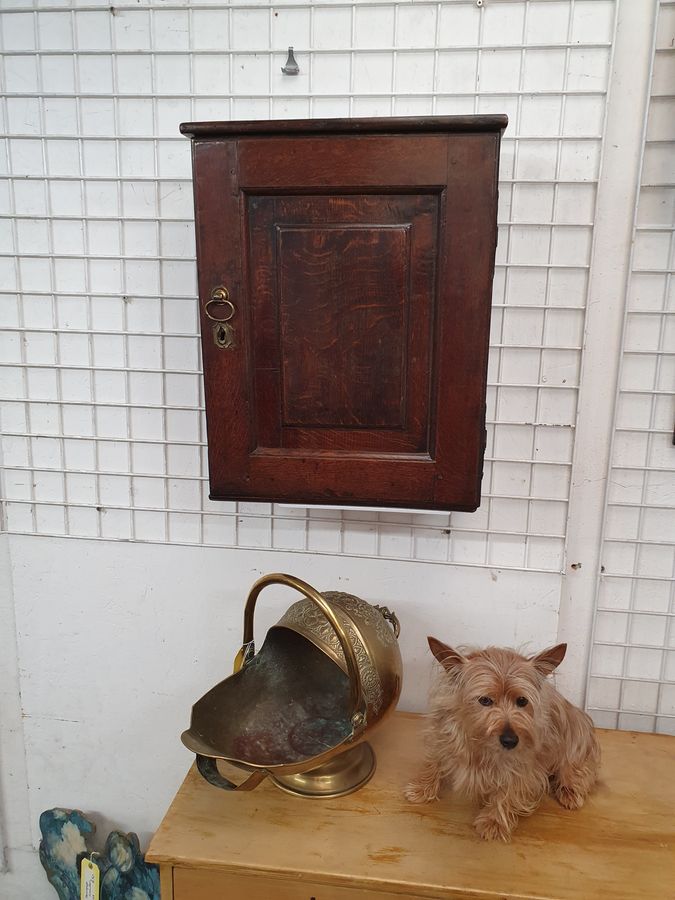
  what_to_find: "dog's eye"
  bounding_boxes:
[516,696,528,707]
[478,696,493,707]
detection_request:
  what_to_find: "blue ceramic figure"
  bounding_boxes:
[39,808,159,900]
[100,831,160,900]
[39,809,95,900]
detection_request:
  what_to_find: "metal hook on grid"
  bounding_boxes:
[281,47,300,76]
[476,0,484,7]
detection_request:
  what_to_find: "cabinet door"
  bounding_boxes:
[193,132,500,510]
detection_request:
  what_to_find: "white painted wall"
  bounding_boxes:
[0,534,48,898]
[1,535,560,898]
[11,537,560,836]
[0,1,671,897]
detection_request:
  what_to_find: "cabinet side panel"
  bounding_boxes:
[433,133,501,509]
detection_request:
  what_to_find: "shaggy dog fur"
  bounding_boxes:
[404,639,600,841]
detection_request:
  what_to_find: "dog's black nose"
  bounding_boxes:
[499,729,519,749]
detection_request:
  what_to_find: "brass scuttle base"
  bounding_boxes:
[271,742,376,798]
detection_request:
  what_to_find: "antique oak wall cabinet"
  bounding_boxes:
[181,115,507,511]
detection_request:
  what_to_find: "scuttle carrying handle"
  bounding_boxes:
[195,755,268,792]
[236,573,369,733]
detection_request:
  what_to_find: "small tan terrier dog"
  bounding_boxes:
[404,638,600,842]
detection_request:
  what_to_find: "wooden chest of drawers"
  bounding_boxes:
[146,712,674,899]
[181,116,506,511]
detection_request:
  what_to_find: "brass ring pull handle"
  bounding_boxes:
[239,573,368,732]
[204,286,236,349]
[204,291,235,322]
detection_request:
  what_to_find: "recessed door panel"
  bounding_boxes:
[279,224,408,430]
[247,193,438,454]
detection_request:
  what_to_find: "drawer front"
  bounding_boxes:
[172,866,456,900]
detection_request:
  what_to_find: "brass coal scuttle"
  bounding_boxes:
[182,573,402,798]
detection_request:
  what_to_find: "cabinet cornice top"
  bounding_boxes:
[179,114,508,139]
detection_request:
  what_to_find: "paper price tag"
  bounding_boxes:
[80,857,100,900]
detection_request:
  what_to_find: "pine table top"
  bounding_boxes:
[147,711,675,900]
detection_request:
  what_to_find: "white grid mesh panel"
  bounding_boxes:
[0,0,617,572]
[587,0,675,735]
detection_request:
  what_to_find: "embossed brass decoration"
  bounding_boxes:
[205,286,235,349]
[181,573,402,798]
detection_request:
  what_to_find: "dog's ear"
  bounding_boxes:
[530,643,567,676]
[427,637,465,673]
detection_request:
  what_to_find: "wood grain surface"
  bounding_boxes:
[147,711,674,900]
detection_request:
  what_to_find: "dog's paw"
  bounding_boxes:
[473,813,512,842]
[403,781,439,804]
[555,785,584,810]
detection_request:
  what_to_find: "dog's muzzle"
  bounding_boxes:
[499,728,519,750]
